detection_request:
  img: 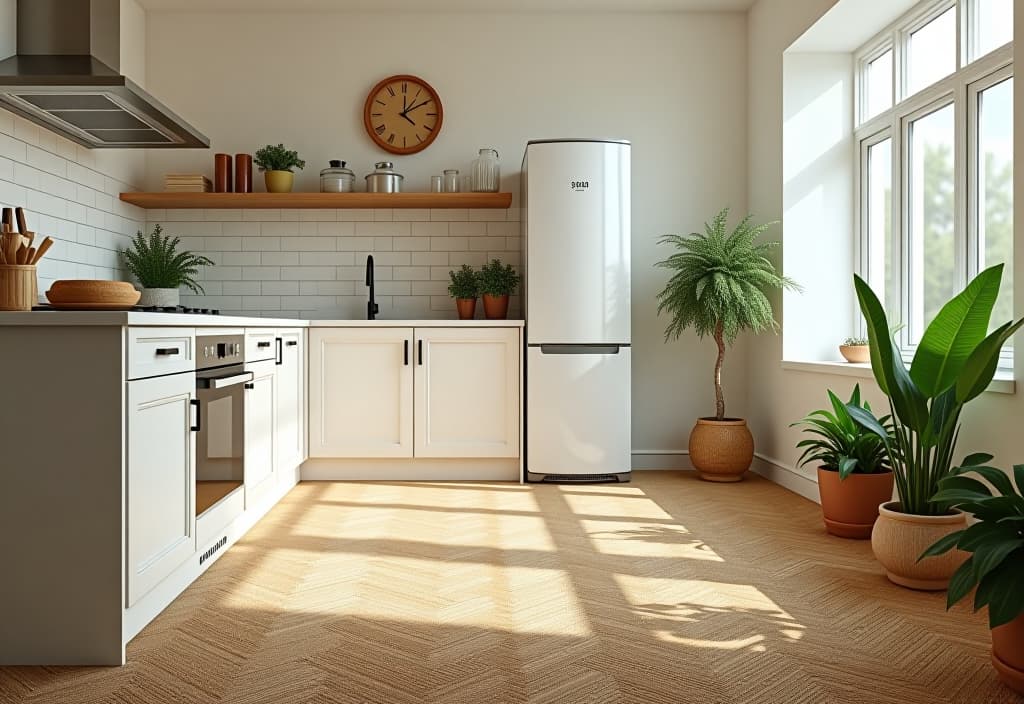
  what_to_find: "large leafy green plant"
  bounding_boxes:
[920,458,1024,628]
[478,259,520,296]
[121,225,214,294]
[656,207,798,420]
[792,384,893,479]
[847,265,1023,515]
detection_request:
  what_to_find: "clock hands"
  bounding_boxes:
[399,94,416,126]
[403,98,432,115]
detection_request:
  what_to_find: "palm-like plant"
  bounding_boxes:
[121,225,214,294]
[656,207,799,420]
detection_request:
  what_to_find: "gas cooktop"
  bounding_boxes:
[32,305,221,315]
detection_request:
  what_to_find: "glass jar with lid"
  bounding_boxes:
[471,149,500,192]
[320,160,355,193]
[442,169,460,193]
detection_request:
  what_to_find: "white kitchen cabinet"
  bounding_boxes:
[308,328,414,458]
[414,328,520,458]
[275,329,305,480]
[244,359,277,506]
[126,372,197,608]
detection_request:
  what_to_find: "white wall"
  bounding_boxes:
[747,0,1024,498]
[143,10,751,462]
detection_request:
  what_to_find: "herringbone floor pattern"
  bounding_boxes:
[1,471,1017,703]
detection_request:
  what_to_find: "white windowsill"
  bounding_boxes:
[781,359,1016,395]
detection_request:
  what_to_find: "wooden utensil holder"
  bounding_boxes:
[0,265,38,311]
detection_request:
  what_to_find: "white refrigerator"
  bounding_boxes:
[523,139,631,482]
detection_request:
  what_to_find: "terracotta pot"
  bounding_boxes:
[817,468,894,538]
[264,170,294,193]
[455,297,477,320]
[871,501,968,590]
[688,418,754,482]
[992,615,1024,695]
[482,293,510,319]
[839,344,870,363]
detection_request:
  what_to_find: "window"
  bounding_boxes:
[856,0,1013,364]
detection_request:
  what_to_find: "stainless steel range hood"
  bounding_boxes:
[0,0,209,149]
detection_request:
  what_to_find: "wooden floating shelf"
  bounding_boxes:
[119,192,513,210]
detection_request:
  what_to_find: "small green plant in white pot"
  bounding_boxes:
[121,224,214,308]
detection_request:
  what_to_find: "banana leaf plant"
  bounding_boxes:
[919,458,1024,628]
[845,265,1024,516]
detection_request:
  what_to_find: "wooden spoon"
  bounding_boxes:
[31,237,54,265]
[15,207,27,235]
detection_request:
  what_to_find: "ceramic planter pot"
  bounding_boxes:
[482,293,510,320]
[816,468,894,538]
[992,615,1024,695]
[839,345,870,363]
[138,287,179,308]
[455,297,477,320]
[688,418,754,482]
[871,501,968,590]
[264,170,294,193]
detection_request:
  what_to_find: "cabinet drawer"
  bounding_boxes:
[127,328,195,380]
[246,330,277,362]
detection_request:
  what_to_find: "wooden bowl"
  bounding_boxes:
[46,280,141,307]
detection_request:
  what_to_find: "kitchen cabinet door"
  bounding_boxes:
[414,328,520,458]
[308,328,414,458]
[244,359,277,507]
[275,329,305,481]
[126,372,197,607]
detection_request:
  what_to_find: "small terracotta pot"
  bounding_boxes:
[839,345,870,363]
[817,468,894,538]
[455,297,477,320]
[992,615,1024,695]
[688,418,754,482]
[264,170,294,193]
[871,501,968,590]
[482,293,510,320]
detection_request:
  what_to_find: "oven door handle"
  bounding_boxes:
[197,371,255,390]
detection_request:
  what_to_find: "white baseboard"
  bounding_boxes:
[301,457,521,481]
[631,450,694,471]
[750,453,821,504]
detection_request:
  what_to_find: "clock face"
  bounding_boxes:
[363,75,443,155]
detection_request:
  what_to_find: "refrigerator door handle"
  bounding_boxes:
[538,344,624,355]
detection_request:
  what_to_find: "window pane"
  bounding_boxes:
[908,104,956,344]
[866,139,896,317]
[974,0,1013,60]
[978,77,1014,348]
[865,50,893,120]
[908,8,956,95]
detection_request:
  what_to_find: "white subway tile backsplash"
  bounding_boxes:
[260,221,299,236]
[261,252,300,266]
[393,237,430,251]
[223,281,263,295]
[280,266,336,280]
[221,252,263,266]
[317,221,356,236]
[393,267,429,281]
[262,281,300,295]
[411,252,449,266]
[431,236,468,251]
[411,221,449,236]
[242,236,281,251]
[283,236,337,252]
[243,267,282,281]
[355,221,411,236]
[299,252,354,266]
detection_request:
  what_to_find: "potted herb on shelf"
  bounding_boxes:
[121,224,214,308]
[840,336,870,363]
[792,385,894,538]
[921,460,1024,694]
[254,143,306,193]
[846,265,1023,590]
[478,259,520,320]
[448,264,480,320]
[656,207,799,482]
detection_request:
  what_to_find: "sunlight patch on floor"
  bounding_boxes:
[581,519,724,561]
[560,491,673,521]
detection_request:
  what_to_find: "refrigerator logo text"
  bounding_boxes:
[570,181,590,191]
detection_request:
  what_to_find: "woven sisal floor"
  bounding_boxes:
[0,471,1016,703]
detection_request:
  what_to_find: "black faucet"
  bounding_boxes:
[366,254,379,320]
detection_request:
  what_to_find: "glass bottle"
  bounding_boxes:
[471,148,500,192]
[431,175,443,193]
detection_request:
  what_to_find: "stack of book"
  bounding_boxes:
[164,174,212,192]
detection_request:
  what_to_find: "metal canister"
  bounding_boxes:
[320,160,355,193]
[364,161,403,193]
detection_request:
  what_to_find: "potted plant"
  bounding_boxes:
[839,336,870,363]
[254,143,306,193]
[920,460,1024,694]
[448,264,480,320]
[792,385,894,538]
[847,264,1023,589]
[478,258,520,320]
[656,207,799,482]
[121,224,214,308]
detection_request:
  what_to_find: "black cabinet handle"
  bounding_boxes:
[275,337,283,365]
[155,347,180,357]
[244,382,255,390]
[257,341,272,348]
[190,399,200,432]
[418,339,423,365]
[286,340,298,347]
[404,339,409,366]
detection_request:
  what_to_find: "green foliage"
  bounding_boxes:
[843,336,869,347]
[120,224,214,294]
[920,459,1024,629]
[655,208,798,345]
[478,259,520,296]
[254,143,306,173]
[847,266,1024,515]
[792,385,893,479]
[448,264,479,299]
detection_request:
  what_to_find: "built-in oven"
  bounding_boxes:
[194,333,249,519]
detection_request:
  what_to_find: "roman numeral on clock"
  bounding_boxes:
[387,133,395,144]
[375,124,386,135]
[386,85,396,97]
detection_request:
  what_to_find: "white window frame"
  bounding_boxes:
[854,0,1013,368]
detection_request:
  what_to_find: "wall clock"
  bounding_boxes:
[363,74,443,155]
